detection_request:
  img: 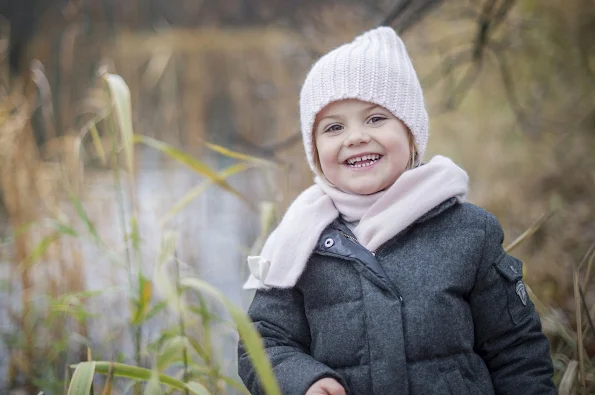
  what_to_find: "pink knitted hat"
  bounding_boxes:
[299,26,429,172]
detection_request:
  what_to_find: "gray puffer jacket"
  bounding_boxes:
[238,199,556,394]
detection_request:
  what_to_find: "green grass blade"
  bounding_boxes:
[19,231,61,270]
[206,375,251,395]
[153,231,178,302]
[145,300,168,322]
[89,123,108,167]
[156,335,210,371]
[180,278,280,395]
[186,382,210,395]
[133,135,252,207]
[48,220,78,236]
[156,336,186,372]
[102,73,134,174]
[79,362,211,395]
[144,370,162,395]
[68,361,96,395]
[133,135,221,179]
[69,191,103,246]
[204,142,278,168]
[160,162,254,225]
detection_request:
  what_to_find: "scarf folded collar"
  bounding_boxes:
[244,155,469,290]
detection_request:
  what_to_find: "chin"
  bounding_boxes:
[344,182,384,195]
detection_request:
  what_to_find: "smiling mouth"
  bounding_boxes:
[345,154,383,168]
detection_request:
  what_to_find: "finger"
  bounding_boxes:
[322,380,346,395]
[330,387,346,395]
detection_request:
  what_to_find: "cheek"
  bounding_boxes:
[388,134,411,160]
[315,139,338,168]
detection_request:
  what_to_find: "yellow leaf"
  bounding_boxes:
[102,73,134,175]
[205,142,279,168]
[160,162,255,226]
[134,135,253,208]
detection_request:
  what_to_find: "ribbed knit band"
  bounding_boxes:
[299,26,429,172]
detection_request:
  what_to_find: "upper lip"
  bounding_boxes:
[344,153,383,164]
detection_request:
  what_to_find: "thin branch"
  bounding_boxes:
[579,284,595,339]
[380,0,444,33]
[472,0,498,60]
[421,49,472,89]
[446,60,483,109]
[380,0,413,27]
[492,0,517,30]
[583,243,595,292]
[577,243,595,271]
[30,60,57,141]
[504,212,552,253]
[397,0,444,33]
[574,268,587,394]
[488,44,528,127]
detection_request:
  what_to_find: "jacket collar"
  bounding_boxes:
[328,197,459,237]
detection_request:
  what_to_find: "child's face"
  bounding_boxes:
[314,99,411,195]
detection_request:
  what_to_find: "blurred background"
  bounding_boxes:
[0,0,593,394]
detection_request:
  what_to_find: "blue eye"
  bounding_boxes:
[324,124,343,133]
[368,116,387,124]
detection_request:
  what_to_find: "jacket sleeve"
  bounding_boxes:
[469,211,556,395]
[238,286,346,395]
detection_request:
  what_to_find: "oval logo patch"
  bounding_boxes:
[516,281,528,306]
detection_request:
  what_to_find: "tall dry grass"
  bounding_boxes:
[0,63,282,394]
[0,0,593,393]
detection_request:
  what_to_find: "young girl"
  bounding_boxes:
[238,26,556,395]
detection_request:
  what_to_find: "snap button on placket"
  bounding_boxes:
[324,238,334,248]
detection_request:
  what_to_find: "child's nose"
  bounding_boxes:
[344,127,371,147]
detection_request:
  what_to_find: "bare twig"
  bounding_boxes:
[101,362,115,395]
[573,269,587,394]
[445,60,483,109]
[488,44,528,127]
[421,0,518,110]
[380,0,414,27]
[578,243,595,271]
[577,244,595,338]
[421,49,472,89]
[583,245,595,292]
[380,0,443,33]
[474,1,497,55]
[397,0,444,33]
[504,212,552,253]
[30,61,57,142]
[492,0,517,29]
[579,285,595,339]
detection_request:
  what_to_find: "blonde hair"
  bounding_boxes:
[312,126,419,178]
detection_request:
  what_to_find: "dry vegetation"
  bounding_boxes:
[0,0,593,394]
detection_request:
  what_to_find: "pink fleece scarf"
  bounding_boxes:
[243,155,469,290]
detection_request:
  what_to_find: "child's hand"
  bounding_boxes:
[305,378,346,395]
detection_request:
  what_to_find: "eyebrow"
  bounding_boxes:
[318,103,383,124]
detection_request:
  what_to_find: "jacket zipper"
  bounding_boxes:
[340,232,402,300]
[341,232,376,256]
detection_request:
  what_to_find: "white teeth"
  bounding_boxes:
[346,154,381,167]
[347,154,380,165]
